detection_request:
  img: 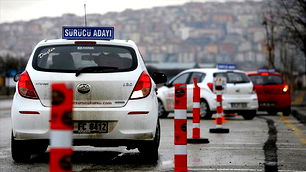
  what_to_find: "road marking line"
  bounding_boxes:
[279,170,306,172]
[191,147,262,150]
[277,148,306,151]
[189,168,306,172]
[279,115,306,145]
[189,168,262,171]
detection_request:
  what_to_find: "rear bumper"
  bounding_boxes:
[210,94,258,111]
[258,93,291,110]
[11,93,158,142]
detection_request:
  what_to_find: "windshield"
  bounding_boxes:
[32,45,137,73]
[249,74,283,85]
[214,72,250,84]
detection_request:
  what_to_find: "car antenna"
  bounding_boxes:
[84,4,87,26]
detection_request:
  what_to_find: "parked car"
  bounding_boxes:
[11,27,167,162]
[157,68,258,120]
[247,70,291,116]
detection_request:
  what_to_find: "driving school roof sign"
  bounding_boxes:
[62,26,114,40]
[217,63,237,70]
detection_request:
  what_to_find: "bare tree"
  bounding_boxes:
[262,1,277,68]
[279,37,296,90]
[261,0,306,91]
[271,0,306,71]
[0,55,26,72]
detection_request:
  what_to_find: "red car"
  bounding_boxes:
[248,70,291,116]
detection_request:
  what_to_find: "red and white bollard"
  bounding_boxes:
[174,83,187,172]
[50,83,74,172]
[209,92,229,133]
[187,78,209,144]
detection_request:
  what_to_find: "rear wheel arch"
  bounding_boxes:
[157,98,167,111]
[199,98,213,119]
[200,98,210,109]
[158,98,169,118]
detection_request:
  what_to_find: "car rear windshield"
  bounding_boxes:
[214,72,250,84]
[32,45,137,73]
[249,74,283,85]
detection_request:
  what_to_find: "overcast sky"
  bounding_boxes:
[0,0,246,23]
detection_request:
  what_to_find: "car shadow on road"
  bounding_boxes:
[29,149,159,165]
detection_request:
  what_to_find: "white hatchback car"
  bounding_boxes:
[11,38,166,162]
[157,68,258,120]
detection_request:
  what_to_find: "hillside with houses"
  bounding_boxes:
[0,1,266,70]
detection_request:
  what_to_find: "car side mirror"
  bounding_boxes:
[14,73,21,82]
[152,72,167,84]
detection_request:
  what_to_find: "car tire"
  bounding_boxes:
[138,119,160,161]
[200,100,212,119]
[282,107,291,116]
[267,110,277,116]
[241,110,256,120]
[11,132,31,163]
[158,99,169,118]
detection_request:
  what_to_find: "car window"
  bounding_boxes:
[214,72,250,84]
[249,75,283,85]
[33,45,137,73]
[171,73,190,85]
[188,72,205,84]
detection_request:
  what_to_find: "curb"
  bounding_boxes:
[291,107,306,124]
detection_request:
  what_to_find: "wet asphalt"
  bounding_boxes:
[0,110,306,172]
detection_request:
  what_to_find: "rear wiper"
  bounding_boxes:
[75,66,118,77]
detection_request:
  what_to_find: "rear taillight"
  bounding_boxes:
[18,71,39,99]
[207,82,213,92]
[130,72,152,99]
[283,84,289,93]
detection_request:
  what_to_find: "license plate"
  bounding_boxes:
[74,121,108,134]
[231,103,247,108]
[259,102,276,107]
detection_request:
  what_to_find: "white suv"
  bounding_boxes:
[11,38,166,162]
[157,68,258,120]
